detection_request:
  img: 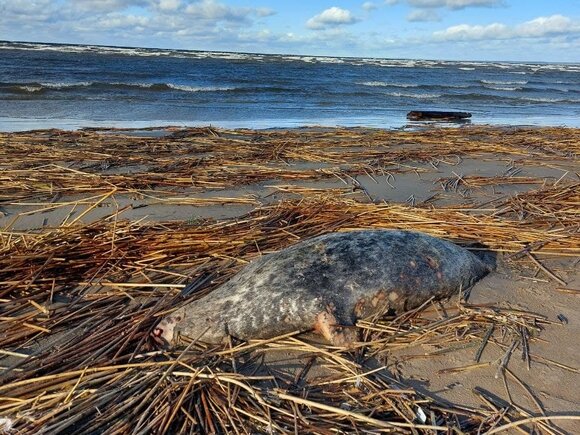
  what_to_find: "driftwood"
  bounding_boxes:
[407,110,472,121]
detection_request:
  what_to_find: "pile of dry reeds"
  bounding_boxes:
[1,299,571,434]
[1,126,578,202]
[1,126,579,433]
[2,191,579,432]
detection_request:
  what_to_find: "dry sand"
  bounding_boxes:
[1,125,578,433]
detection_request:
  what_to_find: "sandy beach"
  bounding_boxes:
[1,125,579,433]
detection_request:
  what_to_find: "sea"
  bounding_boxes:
[1,41,579,131]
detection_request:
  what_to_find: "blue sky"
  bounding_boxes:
[1,0,579,61]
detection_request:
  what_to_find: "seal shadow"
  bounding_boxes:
[465,243,498,271]
[463,243,498,302]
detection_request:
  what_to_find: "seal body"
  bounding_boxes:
[155,230,492,347]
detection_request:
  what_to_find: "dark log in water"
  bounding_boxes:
[407,111,472,121]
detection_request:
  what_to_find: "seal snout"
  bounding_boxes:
[151,312,182,348]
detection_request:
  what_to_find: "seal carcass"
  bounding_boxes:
[154,230,493,347]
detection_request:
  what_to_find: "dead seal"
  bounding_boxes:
[154,230,493,347]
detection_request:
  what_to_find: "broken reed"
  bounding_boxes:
[0,294,564,433]
[1,180,578,351]
[1,126,578,201]
[0,184,578,432]
[0,126,578,433]
[3,181,579,287]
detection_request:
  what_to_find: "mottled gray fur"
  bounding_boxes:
[158,230,492,345]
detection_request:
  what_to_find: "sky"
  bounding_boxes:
[1,0,579,62]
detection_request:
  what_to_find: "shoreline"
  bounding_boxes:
[3,115,580,133]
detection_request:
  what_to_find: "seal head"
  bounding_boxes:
[152,307,186,347]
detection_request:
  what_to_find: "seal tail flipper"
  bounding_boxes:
[314,311,358,348]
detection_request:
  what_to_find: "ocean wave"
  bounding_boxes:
[524,85,576,94]
[441,84,471,89]
[520,96,580,103]
[358,81,470,90]
[385,91,442,99]
[0,42,172,58]
[109,82,236,92]
[4,42,580,73]
[16,85,44,93]
[45,81,94,89]
[480,79,528,85]
[164,83,235,92]
[7,81,94,92]
[451,92,580,104]
[0,42,269,63]
[0,81,236,94]
[482,85,523,91]
[357,81,418,88]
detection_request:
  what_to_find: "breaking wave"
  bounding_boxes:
[3,42,580,73]
[0,81,237,94]
[357,81,418,88]
[480,79,528,85]
[482,85,523,91]
[385,91,442,99]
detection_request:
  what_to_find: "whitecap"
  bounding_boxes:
[386,91,441,99]
[357,81,418,88]
[166,84,235,92]
[482,85,523,91]
[521,96,580,103]
[480,79,527,86]
[17,86,43,92]
[41,81,93,89]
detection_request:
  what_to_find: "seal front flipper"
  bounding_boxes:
[314,311,358,348]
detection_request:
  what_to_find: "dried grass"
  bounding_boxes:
[1,126,578,202]
[0,126,578,433]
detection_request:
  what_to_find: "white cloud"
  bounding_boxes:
[387,0,501,9]
[71,0,149,12]
[516,15,577,38]
[407,9,440,22]
[0,0,577,61]
[433,15,580,41]
[434,22,508,40]
[186,0,247,21]
[180,0,274,23]
[98,13,150,29]
[256,8,276,18]
[307,7,359,30]
[157,0,180,11]
[362,2,377,11]
[0,0,278,50]
[0,0,55,20]
[0,0,52,14]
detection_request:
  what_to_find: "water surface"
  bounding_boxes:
[1,41,579,131]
